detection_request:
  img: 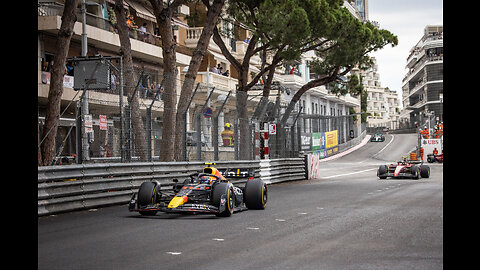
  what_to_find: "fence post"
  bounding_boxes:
[146,107,152,161]
[213,91,231,161]
[183,83,199,161]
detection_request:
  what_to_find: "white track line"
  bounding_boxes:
[372,135,395,158]
[322,168,377,179]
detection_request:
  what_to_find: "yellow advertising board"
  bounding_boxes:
[325,130,338,149]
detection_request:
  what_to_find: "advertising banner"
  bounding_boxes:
[325,130,338,149]
[421,139,442,155]
[312,132,326,151]
[300,132,312,152]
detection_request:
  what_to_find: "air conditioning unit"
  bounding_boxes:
[177,4,189,16]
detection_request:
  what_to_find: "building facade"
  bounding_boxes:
[359,57,401,129]
[400,25,443,127]
[37,0,362,161]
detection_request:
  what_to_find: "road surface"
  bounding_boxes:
[38,134,442,270]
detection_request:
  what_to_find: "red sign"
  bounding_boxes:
[99,115,108,130]
[269,123,276,135]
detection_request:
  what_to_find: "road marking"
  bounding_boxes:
[298,212,308,215]
[166,252,182,255]
[247,227,260,230]
[323,168,376,179]
[212,238,225,241]
[372,135,395,158]
[275,219,286,222]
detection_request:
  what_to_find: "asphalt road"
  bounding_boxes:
[38,134,443,270]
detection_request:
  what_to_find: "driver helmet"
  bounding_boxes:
[199,175,211,184]
[225,123,232,129]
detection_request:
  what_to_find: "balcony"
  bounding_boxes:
[185,26,262,66]
[196,71,238,93]
[38,3,191,66]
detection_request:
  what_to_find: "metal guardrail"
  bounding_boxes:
[38,158,306,216]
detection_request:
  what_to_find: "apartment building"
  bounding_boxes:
[400,25,443,127]
[37,0,362,160]
[360,57,401,128]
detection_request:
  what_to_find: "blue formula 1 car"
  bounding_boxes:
[128,164,267,217]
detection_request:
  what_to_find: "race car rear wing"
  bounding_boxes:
[218,168,255,178]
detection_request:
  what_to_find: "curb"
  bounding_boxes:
[319,135,371,163]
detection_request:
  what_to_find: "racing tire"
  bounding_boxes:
[137,181,158,216]
[420,165,430,178]
[411,165,420,180]
[244,179,268,210]
[211,183,235,217]
[377,165,388,179]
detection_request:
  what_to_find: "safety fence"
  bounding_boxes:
[38,158,306,216]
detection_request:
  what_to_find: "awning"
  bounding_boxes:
[207,49,230,64]
[124,0,156,22]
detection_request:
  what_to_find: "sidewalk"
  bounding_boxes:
[319,135,371,163]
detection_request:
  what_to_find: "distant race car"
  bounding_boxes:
[370,133,385,142]
[128,164,267,217]
[377,157,430,180]
[427,153,443,163]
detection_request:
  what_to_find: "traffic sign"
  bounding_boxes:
[269,123,276,135]
[99,115,107,130]
[203,107,213,118]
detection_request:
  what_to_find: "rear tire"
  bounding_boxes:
[137,182,157,216]
[244,179,268,210]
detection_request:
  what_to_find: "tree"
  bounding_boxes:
[212,0,313,159]
[279,5,398,125]
[114,0,148,161]
[174,0,226,161]
[149,0,185,161]
[39,0,79,166]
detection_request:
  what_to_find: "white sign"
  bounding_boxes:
[84,114,93,133]
[421,139,442,156]
[99,115,107,131]
[269,123,276,135]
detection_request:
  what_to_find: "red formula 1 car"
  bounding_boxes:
[427,153,443,163]
[377,157,430,180]
[128,164,267,217]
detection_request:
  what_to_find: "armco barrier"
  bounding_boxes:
[38,158,306,216]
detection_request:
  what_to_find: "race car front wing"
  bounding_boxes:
[128,194,247,215]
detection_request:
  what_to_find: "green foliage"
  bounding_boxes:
[257,0,311,60]
[327,74,363,97]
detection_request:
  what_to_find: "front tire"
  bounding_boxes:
[137,181,157,216]
[212,183,235,217]
[411,165,420,180]
[420,165,430,178]
[377,165,388,179]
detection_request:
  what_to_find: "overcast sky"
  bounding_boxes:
[367,0,443,103]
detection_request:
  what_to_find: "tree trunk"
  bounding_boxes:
[174,0,225,161]
[39,0,79,166]
[280,67,348,126]
[114,0,147,161]
[150,0,183,161]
